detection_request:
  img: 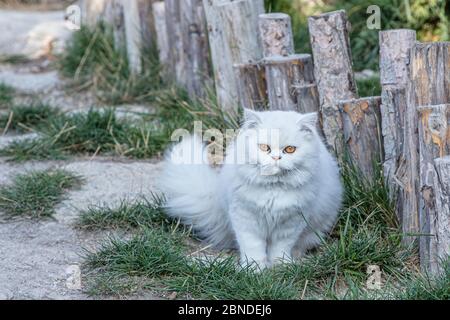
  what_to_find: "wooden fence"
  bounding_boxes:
[79,0,449,274]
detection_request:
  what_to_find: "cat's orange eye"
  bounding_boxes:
[284,146,297,154]
[259,144,271,153]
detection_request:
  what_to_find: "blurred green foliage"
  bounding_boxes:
[265,0,449,71]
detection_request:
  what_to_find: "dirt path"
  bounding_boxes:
[0,9,164,300]
[0,158,164,299]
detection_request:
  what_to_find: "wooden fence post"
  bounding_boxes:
[165,0,187,85]
[79,0,108,27]
[259,13,319,113]
[412,42,450,272]
[418,104,450,273]
[152,1,170,71]
[258,13,294,58]
[122,0,144,74]
[338,97,383,179]
[295,84,320,114]
[180,0,212,98]
[103,0,126,54]
[203,0,265,113]
[379,29,418,245]
[263,54,317,111]
[234,63,267,110]
[137,0,157,52]
[380,29,416,186]
[433,156,450,274]
[308,10,358,154]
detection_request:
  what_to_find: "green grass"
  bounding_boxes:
[0,87,239,162]
[0,169,83,219]
[357,77,382,97]
[79,160,448,300]
[0,83,14,108]
[60,23,162,105]
[76,193,170,231]
[0,108,169,161]
[396,260,450,300]
[0,103,60,133]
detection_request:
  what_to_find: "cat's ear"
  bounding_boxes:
[241,108,261,129]
[297,112,318,133]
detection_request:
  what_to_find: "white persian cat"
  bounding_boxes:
[160,109,343,269]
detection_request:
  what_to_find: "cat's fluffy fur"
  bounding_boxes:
[160,109,343,268]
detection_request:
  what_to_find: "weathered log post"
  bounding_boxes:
[259,13,319,113]
[137,0,157,51]
[152,1,170,71]
[79,0,108,27]
[432,156,450,273]
[122,0,157,74]
[103,0,126,54]
[203,0,265,113]
[263,54,317,111]
[180,0,212,98]
[81,0,156,74]
[259,13,294,58]
[413,42,450,272]
[294,84,320,114]
[234,63,267,110]
[418,104,450,273]
[165,0,187,85]
[379,29,418,244]
[308,10,358,154]
[338,97,383,179]
[380,29,416,185]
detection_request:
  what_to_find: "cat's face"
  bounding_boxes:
[239,109,319,176]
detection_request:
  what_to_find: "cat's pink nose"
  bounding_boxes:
[272,156,281,161]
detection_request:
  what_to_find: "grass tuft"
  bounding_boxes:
[76,193,170,231]
[0,108,168,161]
[356,77,382,97]
[395,259,450,300]
[0,103,60,133]
[0,169,83,219]
[0,86,239,162]
[60,24,162,105]
[0,83,14,108]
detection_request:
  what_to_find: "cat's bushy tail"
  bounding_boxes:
[159,134,235,249]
